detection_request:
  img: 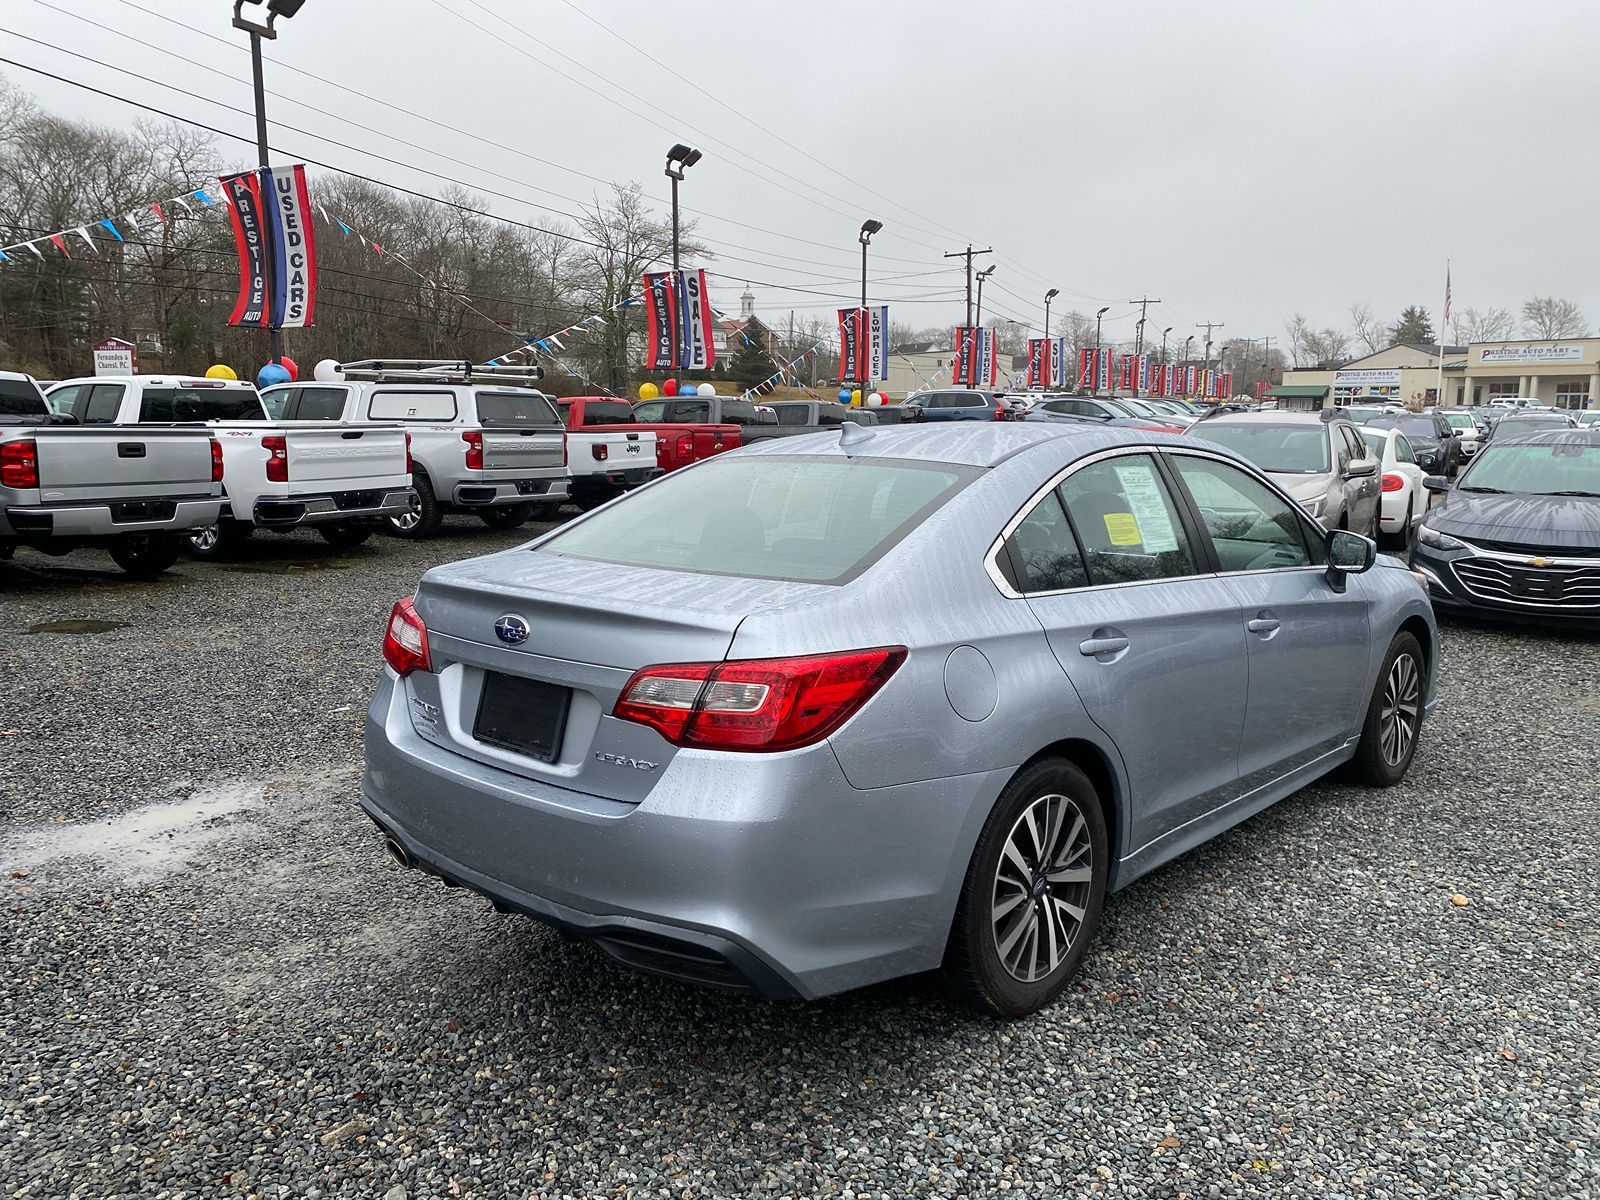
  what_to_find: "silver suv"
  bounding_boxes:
[1184,411,1381,537]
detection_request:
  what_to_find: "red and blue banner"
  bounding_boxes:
[263,164,317,329]
[676,268,714,371]
[643,272,679,371]
[1027,338,1050,388]
[838,307,866,382]
[642,269,715,372]
[221,170,270,328]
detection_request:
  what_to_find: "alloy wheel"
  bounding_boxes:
[991,793,1094,983]
[389,501,421,532]
[1380,652,1421,766]
[189,524,220,553]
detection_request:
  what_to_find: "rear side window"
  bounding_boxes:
[0,378,47,417]
[368,391,457,421]
[926,392,981,409]
[475,390,560,428]
[139,388,264,422]
[1002,491,1088,593]
[1057,454,1197,585]
[540,455,977,584]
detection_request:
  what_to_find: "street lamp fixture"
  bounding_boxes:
[233,0,305,38]
[664,144,702,273]
[1044,288,1059,338]
[857,219,882,311]
[974,265,996,328]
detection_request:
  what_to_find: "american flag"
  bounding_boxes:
[1442,263,1452,326]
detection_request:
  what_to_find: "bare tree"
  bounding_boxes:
[1449,305,1515,344]
[1520,296,1587,339]
[1284,313,1350,369]
[1349,303,1386,354]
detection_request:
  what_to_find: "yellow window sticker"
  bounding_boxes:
[1102,512,1142,546]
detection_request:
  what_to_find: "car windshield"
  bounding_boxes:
[1374,418,1437,439]
[1444,413,1475,428]
[0,378,47,417]
[138,388,264,421]
[1345,406,1382,423]
[539,455,977,584]
[475,391,561,428]
[1499,415,1570,431]
[1192,424,1331,473]
[1459,441,1599,495]
[564,401,633,427]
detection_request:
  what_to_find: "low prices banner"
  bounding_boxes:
[642,269,716,371]
[221,164,319,329]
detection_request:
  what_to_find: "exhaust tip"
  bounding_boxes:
[383,835,414,870]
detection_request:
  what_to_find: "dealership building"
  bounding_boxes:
[1275,338,1600,411]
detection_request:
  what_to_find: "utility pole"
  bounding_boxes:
[944,244,992,330]
[1197,321,1224,402]
[1128,297,1160,396]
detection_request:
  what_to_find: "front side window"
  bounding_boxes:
[1001,491,1088,593]
[293,387,347,422]
[82,384,125,424]
[1169,454,1314,571]
[669,399,712,422]
[260,386,294,419]
[1057,454,1197,585]
[541,455,976,583]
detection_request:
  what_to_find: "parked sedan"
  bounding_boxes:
[1184,411,1381,537]
[1365,413,1461,477]
[1359,426,1428,550]
[1410,427,1600,624]
[1491,410,1578,438]
[363,423,1435,1016]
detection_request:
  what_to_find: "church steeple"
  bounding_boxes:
[739,284,755,320]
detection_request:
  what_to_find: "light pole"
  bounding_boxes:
[1094,305,1110,395]
[664,143,702,274]
[1160,326,1172,392]
[974,265,996,328]
[232,0,307,366]
[1182,334,1194,397]
[858,219,882,397]
[1044,288,1059,338]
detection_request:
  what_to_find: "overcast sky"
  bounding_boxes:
[8,0,1600,349]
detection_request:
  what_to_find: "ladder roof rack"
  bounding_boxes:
[333,358,546,387]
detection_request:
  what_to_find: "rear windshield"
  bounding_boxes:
[1374,417,1437,439]
[139,388,264,422]
[774,404,812,426]
[539,455,977,584]
[475,391,560,428]
[1193,424,1331,474]
[564,401,633,427]
[0,378,47,418]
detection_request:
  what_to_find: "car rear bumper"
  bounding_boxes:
[361,671,1000,999]
[2,496,223,538]
[572,467,663,490]
[452,478,569,507]
[253,488,415,526]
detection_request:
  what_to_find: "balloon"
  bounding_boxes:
[204,364,237,381]
[256,362,291,388]
[638,382,659,401]
[851,389,862,406]
[278,355,299,382]
[313,358,342,382]
[866,392,885,407]
[696,382,716,397]
[662,378,680,397]
[838,388,852,403]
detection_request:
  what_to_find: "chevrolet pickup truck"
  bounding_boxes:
[551,397,661,510]
[266,361,569,536]
[49,375,413,557]
[2,371,224,578]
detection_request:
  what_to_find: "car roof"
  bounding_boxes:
[1189,411,1336,427]
[50,374,258,389]
[1491,427,1600,446]
[730,421,1184,469]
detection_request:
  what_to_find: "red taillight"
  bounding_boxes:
[262,434,288,483]
[1,439,39,488]
[613,646,906,752]
[1381,472,1405,493]
[560,433,568,468]
[592,441,608,462]
[462,430,484,470]
[381,596,431,676]
[404,432,413,475]
[210,437,224,482]
[675,433,693,459]
[993,404,1007,421]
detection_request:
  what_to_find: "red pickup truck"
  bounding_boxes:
[560,396,743,475]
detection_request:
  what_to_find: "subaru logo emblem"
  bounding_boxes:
[494,614,529,645]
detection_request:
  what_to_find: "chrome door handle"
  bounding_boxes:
[1246,617,1280,635]
[1078,636,1130,657]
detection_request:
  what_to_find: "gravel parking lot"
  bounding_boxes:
[2,518,1597,1199]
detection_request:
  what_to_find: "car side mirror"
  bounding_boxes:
[1345,456,1377,478]
[1325,528,1376,589]
[1422,474,1450,494]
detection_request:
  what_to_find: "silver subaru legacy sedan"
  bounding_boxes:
[363,423,1438,1016]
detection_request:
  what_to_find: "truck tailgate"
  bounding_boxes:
[482,428,564,473]
[34,428,216,502]
[283,425,409,486]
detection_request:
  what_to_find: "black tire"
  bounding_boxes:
[109,533,180,579]
[527,501,562,522]
[386,474,442,539]
[318,522,372,550]
[478,503,530,530]
[944,758,1109,1017]
[573,486,618,512]
[1344,632,1425,787]
[186,518,253,560]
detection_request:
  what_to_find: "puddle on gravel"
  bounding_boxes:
[23,619,131,635]
[2,782,268,883]
[217,560,350,575]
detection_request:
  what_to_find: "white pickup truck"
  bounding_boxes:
[1,371,224,578]
[47,375,413,556]
[262,360,568,537]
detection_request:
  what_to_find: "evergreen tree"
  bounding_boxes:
[728,318,777,388]
[1389,306,1435,346]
